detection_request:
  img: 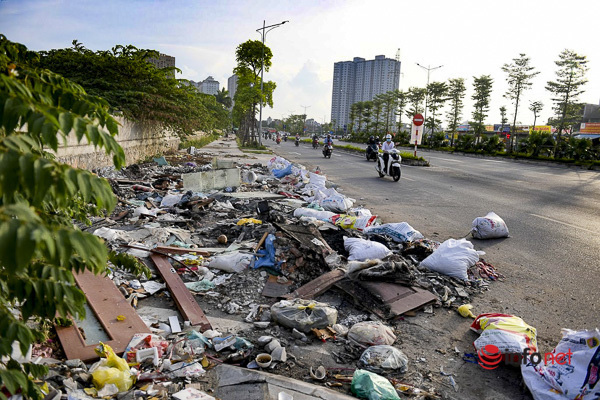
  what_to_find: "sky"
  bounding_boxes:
[2,0,599,128]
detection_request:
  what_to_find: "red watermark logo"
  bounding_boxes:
[477,345,573,370]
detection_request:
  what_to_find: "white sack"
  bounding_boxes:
[348,321,396,347]
[420,238,484,280]
[208,252,253,273]
[344,237,391,262]
[472,212,509,239]
[293,207,337,221]
[364,222,424,243]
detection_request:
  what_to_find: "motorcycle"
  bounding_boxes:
[366,142,379,161]
[376,149,401,181]
[312,138,319,149]
[323,144,333,158]
[284,135,288,142]
[276,137,281,145]
[295,137,300,147]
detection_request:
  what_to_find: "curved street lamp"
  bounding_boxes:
[256,20,289,145]
[416,63,443,136]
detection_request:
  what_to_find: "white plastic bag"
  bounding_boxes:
[208,252,253,273]
[161,193,184,207]
[359,345,408,374]
[267,156,291,171]
[364,222,424,243]
[420,238,484,280]
[348,321,396,347]
[319,188,354,213]
[270,299,338,333]
[472,212,509,239]
[521,329,600,400]
[344,237,392,261]
[471,313,538,355]
[308,172,327,187]
[293,207,337,221]
[330,214,377,231]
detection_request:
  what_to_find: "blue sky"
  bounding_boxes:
[2,0,599,126]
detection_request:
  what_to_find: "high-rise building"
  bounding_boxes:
[147,53,176,78]
[199,76,220,95]
[227,74,238,108]
[330,55,401,132]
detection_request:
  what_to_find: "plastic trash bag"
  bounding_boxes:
[359,345,408,374]
[272,164,293,178]
[293,207,336,221]
[348,321,397,347]
[420,238,484,280]
[160,193,184,207]
[364,222,424,243]
[351,369,400,400]
[471,212,509,239]
[209,252,254,273]
[308,172,327,187]
[271,299,338,333]
[90,343,133,392]
[330,214,377,232]
[267,156,291,171]
[344,237,392,261]
[521,329,600,400]
[471,313,538,355]
[253,234,281,270]
[318,188,354,213]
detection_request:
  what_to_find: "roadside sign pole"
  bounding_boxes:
[412,114,424,158]
[414,132,418,157]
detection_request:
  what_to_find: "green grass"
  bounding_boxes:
[180,132,220,149]
[236,136,268,150]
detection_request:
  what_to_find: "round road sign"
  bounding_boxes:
[413,114,424,126]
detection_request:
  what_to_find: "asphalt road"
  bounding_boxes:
[267,139,600,342]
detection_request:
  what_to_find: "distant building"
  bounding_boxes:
[582,103,600,123]
[147,53,176,78]
[330,55,401,132]
[199,76,220,95]
[227,75,238,108]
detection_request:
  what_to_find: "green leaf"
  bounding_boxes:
[58,111,73,135]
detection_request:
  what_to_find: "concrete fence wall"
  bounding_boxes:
[55,117,181,170]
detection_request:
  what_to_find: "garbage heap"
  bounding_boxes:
[29,154,505,400]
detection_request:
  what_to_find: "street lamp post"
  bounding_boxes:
[256,20,288,145]
[416,63,443,138]
[300,104,310,136]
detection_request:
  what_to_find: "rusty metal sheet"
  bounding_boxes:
[261,275,293,298]
[150,254,211,330]
[283,269,346,300]
[56,270,150,361]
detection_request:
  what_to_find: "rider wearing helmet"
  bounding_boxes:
[381,134,395,172]
[324,134,333,147]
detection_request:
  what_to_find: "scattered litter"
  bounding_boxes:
[271,299,338,333]
[344,237,392,261]
[471,211,509,239]
[348,321,396,347]
[420,238,485,280]
[351,369,400,400]
[359,345,409,374]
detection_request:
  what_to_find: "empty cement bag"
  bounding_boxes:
[344,237,392,261]
[209,252,253,273]
[351,369,400,400]
[348,321,396,347]
[420,238,484,280]
[364,222,424,243]
[270,299,337,333]
[471,211,509,239]
[359,345,408,374]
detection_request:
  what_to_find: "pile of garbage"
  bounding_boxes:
[17,153,514,399]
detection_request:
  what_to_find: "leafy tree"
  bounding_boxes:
[405,87,426,120]
[529,101,543,131]
[372,95,384,135]
[381,91,397,135]
[215,87,232,108]
[426,81,448,138]
[0,36,148,400]
[446,78,466,147]
[471,75,493,142]
[349,103,359,135]
[502,53,539,152]
[394,90,407,133]
[499,106,508,136]
[456,134,476,151]
[521,131,555,157]
[546,49,589,151]
[361,101,373,137]
[37,41,228,136]
[232,40,276,145]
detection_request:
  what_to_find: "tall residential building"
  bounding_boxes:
[330,55,401,132]
[199,76,220,95]
[147,53,176,78]
[227,74,238,108]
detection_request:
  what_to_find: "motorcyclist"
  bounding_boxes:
[324,134,333,147]
[295,134,300,141]
[381,134,395,173]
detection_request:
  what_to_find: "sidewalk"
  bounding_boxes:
[198,135,274,165]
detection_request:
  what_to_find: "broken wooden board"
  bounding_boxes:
[261,275,293,298]
[150,253,211,330]
[283,269,346,300]
[275,222,334,256]
[55,269,150,362]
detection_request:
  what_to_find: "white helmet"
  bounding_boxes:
[385,134,392,140]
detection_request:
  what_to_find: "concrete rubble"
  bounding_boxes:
[20,148,509,400]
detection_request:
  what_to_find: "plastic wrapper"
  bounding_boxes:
[270,299,338,333]
[330,214,377,231]
[348,321,396,347]
[351,369,400,400]
[471,313,537,355]
[272,164,293,178]
[521,329,600,400]
[364,222,424,243]
[253,234,280,270]
[471,211,509,239]
[90,343,133,392]
[293,207,336,221]
[359,345,408,374]
[160,193,184,207]
[267,156,291,171]
[209,252,254,273]
[344,237,392,261]
[420,238,484,280]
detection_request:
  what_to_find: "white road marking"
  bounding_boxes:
[289,151,301,155]
[430,157,464,163]
[480,159,508,163]
[334,154,342,157]
[402,176,415,181]
[530,213,598,235]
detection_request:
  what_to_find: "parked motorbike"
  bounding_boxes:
[366,143,379,161]
[312,138,319,149]
[376,149,401,181]
[295,138,300,147]
[323,144,333,158]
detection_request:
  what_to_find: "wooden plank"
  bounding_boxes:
[150,253,211,330]
[359,282,437,317]
[254,231,270,253]
[154,246,210,256]
[55,270,150,362]
[283,269,346,300]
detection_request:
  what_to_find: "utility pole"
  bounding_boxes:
[416,63,443,138]
[300,104,310,135]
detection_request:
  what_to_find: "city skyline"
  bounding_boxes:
[1,0,599,127]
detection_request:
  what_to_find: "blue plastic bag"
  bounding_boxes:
[272,164,293,178]
[253,234,281,270]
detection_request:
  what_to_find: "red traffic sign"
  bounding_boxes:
[413,114,424,126]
